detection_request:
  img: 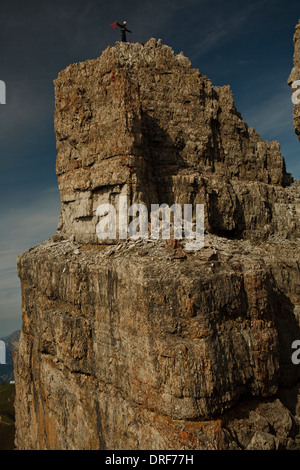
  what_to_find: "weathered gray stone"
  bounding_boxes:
[13,36,300,450]
[288,20,300,139]
[54,39,298,245]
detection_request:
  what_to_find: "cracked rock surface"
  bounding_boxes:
[288,20,300,140]
[14,37,300,450]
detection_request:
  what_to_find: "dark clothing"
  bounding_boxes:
[117,22,132,42]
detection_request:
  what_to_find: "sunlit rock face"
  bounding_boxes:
[288,20,300,140]
[14,38,300,450]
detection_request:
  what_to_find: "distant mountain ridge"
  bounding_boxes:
[0,330,21,383]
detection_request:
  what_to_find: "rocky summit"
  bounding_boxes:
[14,33,300,450]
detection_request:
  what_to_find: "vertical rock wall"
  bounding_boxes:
[288,20,300,139]
[13,37,300,450]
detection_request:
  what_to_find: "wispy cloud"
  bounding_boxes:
[187,2,263,60]
[242,89,294,138]
[0,79,53,146]
[0,186,60,336]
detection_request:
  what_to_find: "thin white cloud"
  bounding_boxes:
[187,1,269,61]
[0,78,54,147]
[0,187,60,333]
[242,89,294,138]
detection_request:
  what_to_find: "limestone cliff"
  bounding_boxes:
[288,20,300,139]
[14,38,300,450]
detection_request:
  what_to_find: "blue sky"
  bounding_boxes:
[0,0,299,336]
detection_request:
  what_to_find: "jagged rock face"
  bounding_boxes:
[14,39,300,450]
[54,39,298,244]
[14,235,300,449]
[288,20,300,139]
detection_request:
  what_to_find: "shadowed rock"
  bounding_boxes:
[13,38,300,450]
[288,20,300,140]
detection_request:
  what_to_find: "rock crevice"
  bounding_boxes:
[288,20,300,139]
[14,36,300,450]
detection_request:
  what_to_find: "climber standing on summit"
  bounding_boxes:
[110,20,132,42]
